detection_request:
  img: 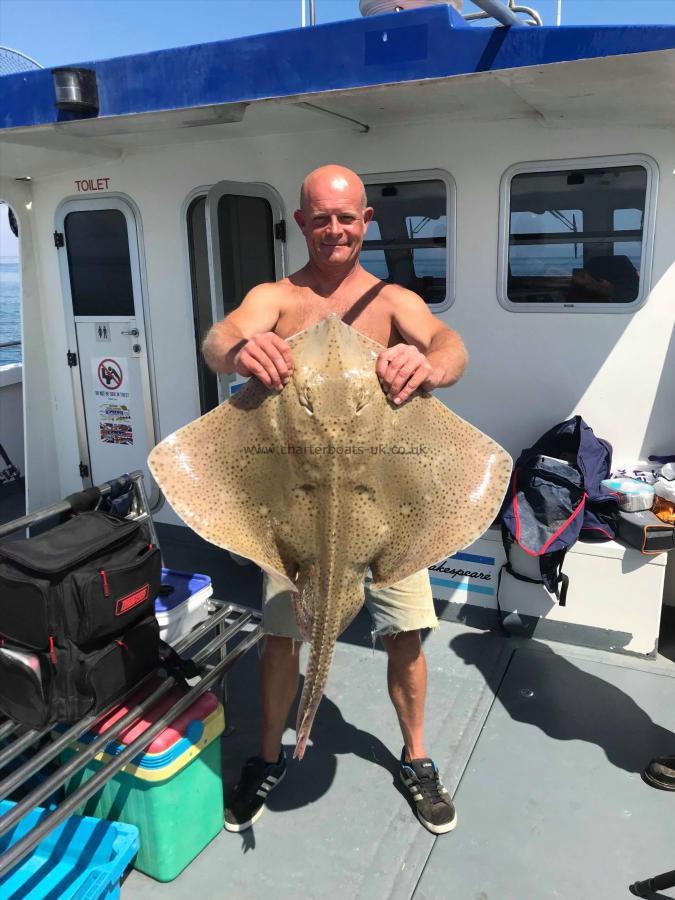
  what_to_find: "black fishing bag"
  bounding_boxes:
[0,510,162,728]
[498,416,618,611]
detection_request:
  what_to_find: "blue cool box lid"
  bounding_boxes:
[155,568,212,614]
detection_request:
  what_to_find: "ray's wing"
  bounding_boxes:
[368,393,512,589]
[148,380,297,592]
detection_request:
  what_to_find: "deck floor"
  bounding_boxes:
[2,504,674,899]
[123,616,675,900]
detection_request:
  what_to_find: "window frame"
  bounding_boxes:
[360,168,456,312]
[497,154,658,314]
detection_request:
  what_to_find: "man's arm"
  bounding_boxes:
[376,287,468,404]
[202,284,293,391]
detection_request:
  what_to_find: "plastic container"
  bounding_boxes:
[601,478,655,512]
[0,799,139,899]
[155,568,212,644]
[61,683,225,882]
[653,478,675,525]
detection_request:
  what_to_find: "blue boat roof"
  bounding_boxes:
[2,4,675,131]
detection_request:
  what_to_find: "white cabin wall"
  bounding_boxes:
[25,114,675,524]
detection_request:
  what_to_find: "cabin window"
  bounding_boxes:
[64,209,135,317]
[500,158,656,311]
[361,173,453,308]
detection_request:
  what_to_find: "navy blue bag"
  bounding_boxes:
[499,416,617,609]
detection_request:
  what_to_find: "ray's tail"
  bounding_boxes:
[294,611,341,760]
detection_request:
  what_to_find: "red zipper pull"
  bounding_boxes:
[49,636,57,665]
[115,639,128,651]
[100,569,110,597]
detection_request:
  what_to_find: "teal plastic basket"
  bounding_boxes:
[0,799,139,899]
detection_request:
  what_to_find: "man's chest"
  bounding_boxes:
[275,294,399,348]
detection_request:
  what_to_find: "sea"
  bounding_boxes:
[0,259,21,365]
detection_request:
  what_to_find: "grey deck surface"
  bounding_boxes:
[122,623,675,900]
[124,621,511,900]
[3,513,673,899]
[415,637,675,900]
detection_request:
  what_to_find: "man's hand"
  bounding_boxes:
[233,332,294,391]
[375,344,442,405]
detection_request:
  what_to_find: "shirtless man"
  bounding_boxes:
[203,164,467,835]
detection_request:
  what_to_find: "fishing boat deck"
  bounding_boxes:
[2,496,675,899]
[133,526,675,900]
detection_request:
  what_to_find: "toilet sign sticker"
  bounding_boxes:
[92,357,134,445]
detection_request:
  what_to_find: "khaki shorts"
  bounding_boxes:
[262,568,438,642]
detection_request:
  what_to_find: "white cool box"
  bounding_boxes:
[155,569,213,644]
[428,528,669,657]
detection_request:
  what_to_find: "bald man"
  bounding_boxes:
[203,165,467,836]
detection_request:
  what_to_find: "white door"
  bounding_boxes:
[55,198,159,505]
[205,182,286,402]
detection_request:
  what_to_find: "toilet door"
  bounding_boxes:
[55,198,159,505]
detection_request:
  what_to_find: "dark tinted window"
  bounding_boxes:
[187,196,219,414]
[362,179,447,305]
[217,195,275,314]
[507,165,647,304]
[65,209,134,316]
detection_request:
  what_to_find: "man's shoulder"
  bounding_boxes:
[376,281,426,310]
[241,279,295,310]
[247,279,293,298]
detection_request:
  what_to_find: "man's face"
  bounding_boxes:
[294,175,373,271]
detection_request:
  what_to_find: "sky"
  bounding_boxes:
[2,0,675,255]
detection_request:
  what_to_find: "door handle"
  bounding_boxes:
[121,329,139,337]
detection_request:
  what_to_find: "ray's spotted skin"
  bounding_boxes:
[148,316,512,758]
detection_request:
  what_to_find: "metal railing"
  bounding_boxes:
[466,0,542,26]
[0,602,263,876]
[0,470,265,876]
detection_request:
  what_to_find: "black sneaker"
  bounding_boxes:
[643,754,675,791]
[224,750,287,832]
[399,748,457,834]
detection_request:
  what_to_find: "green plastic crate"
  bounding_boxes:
[62,687,225,882]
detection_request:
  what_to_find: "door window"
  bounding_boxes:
[64,209,134,317]
[216,194,276,315]
[195,183,284,410]
[187,195,219,414]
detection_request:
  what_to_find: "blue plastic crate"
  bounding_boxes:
[0,800,139,899]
